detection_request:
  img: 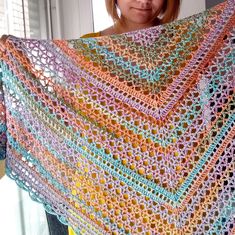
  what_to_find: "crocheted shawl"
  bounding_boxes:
[0,1,234,234]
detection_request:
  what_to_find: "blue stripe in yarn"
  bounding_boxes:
[207,191,235,235]
[81,20,201,82]
[7,133,71,194]
[7,133,119,233]
[0,123,6,132]
[176,114,235,201]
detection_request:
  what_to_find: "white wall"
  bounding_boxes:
[179,0,206,19]
[50,0,93,39]
[92,0,113,32]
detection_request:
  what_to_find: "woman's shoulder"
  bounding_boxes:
[81,26,116,38]
[80,32,101,38]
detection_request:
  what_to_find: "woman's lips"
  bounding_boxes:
[133,8,151,11]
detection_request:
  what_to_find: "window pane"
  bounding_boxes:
[0,0,48,39]
[0,0,7,36]
[26,0,49,39]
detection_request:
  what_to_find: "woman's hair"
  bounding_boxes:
[105,0,181,24]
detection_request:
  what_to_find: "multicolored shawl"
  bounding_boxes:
[0,1,234,234]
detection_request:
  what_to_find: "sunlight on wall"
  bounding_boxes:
[92,0,113,32]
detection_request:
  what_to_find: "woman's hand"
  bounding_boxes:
[0,160,5,180]
[0,35,9,44]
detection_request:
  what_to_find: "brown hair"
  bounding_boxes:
[105,0,181,24]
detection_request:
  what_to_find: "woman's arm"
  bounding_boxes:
[0,160,5,179]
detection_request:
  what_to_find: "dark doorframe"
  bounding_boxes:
[206,0,225,9]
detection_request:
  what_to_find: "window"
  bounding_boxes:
[0,0,49,39]
[0,1,50,234]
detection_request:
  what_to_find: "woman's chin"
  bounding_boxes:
[130,19,154,27]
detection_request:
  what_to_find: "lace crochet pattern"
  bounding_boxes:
[0,1,234,234]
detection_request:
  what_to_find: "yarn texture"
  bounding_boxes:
[0,1,234,234]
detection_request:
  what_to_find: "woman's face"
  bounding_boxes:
[117,0,164,25]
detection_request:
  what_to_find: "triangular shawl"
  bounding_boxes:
[0,1,234,234]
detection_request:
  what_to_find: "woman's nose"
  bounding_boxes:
[136,0,151,3]
[136,0,151,6]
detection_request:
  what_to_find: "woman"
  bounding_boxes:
[82,0,180,38]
